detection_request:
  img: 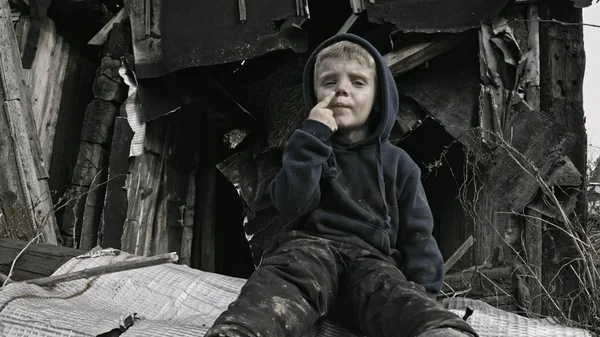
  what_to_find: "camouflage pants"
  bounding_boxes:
[204,230,477,337]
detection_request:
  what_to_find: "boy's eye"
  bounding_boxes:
[352,80,365,86]
[323,80,336,86]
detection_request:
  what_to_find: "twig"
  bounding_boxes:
[512,18,600,29]
[22,252,178,287]
[2,233,42,288]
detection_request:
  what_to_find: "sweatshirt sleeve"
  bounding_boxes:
[270,119,333,221]
[397,168,444,298]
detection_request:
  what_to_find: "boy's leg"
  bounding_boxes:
[337,256,478,337]
[205,232,344,337]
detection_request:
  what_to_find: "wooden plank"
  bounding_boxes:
[338,13,359,34]
[88,8,129,46]
[198,117,216,272]
[444,235,474,273]
[79,165,108,250]
[384,33,467,77]
[0,238,84,281]
[14,12,30,56]
[525,3,540,111]
[24,18,70,166]
[101,116,133,249]
[60,141,108,248]
[523,207,543,314]
[121,152,162,254]
[179,174,195,267]
[151,166,169,255]
[0,6,59,242]
[48,47,99,213]
[539,0,586,304]
[200,165,216,272]
[121,121,167,255]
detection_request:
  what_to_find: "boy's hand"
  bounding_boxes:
[308,92,337,132]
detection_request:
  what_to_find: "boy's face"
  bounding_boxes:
[314,57,376,141]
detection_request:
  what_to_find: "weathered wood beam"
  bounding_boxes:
[539,0,586,313]
[88,8,129,46]
[62,24,130,249]
[0,0,58,244]
[23,18,70,167]
[338,13,359,34]
[0,238,84,281]
[523,207,543,314]
[444,235,474,273]
[179,174,195,267]
[101,117,133,250]
[384,33,467,77]
[525,3,540,111]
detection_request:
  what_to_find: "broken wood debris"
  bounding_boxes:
[88,7,129,46]
[22,252,178,287]
[0,0,58,244]
[444,236,474,273]
[384,33,467,77]
[338,13,360,34]
[23,18,70,167]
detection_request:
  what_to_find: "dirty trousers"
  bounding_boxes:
[204,231,477,337]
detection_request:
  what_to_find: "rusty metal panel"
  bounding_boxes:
[367,0,510,33]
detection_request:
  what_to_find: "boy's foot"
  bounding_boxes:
[417,328,477,337]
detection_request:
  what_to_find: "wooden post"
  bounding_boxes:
[193,115,216,272]
[179,174,195,266]
[100,117,133,250]
[200,166,216,272]
[525,3,540,111]
[200,119,217,273]
[539,0,586,310]
[20,18,70,168]
[523,207,542,314]
[0,0,58,244]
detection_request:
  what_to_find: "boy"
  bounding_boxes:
[205,33,477,337]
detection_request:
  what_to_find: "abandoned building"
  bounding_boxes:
[0,0,597,335]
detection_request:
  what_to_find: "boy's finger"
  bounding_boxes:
[315,91,335,108]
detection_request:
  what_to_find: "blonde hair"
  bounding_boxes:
[314,41,376,75]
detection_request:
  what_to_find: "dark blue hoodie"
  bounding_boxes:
[270,33,444,296]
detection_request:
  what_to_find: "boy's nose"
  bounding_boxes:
[335,82,349,96]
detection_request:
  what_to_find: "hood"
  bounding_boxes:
[302,33,399,145]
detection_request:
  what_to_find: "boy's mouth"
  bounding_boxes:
[330,103,350,109]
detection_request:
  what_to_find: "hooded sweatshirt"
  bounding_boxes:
[270,33,444,296]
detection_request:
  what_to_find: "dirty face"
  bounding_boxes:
[314,57,376,142]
